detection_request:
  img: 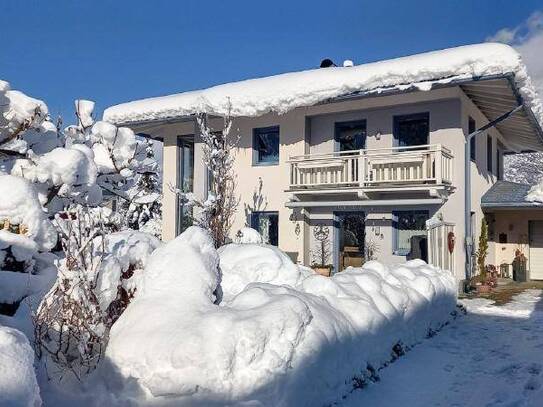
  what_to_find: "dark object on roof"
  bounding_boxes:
[320,58,336,68]
[481,181,542,208]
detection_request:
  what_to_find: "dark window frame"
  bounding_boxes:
[393,112,430,148]
[392,210,429,256]
[468,117,476,161]
[334,119,367,152]
[496,141,504,180]
[487,135,493,172]
[253,126,280,166]
[250,211,279,246]
[176,135,195,236]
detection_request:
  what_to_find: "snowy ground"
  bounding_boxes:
[341,289,543,407]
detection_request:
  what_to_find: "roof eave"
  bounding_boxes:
[107,73,543,145]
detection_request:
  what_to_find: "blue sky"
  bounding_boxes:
[1,0,542,123]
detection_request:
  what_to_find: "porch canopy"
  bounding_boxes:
[481,181,543,210]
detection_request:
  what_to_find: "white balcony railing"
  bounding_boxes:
[289,144,453,190]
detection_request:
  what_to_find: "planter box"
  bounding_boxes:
[313,267,332,277]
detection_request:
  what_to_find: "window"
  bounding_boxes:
[335,120,366,152]
[177,136,195,235]
[251,211,279,245]
[469,117,476,161]
[253,126,279,165]
[487,135,493,172]
[393,210,429,257]
[394,113,429,147]
[497,141,504,180]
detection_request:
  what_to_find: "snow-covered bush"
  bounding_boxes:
[0,175,57,251]
[96,230,161,326]
[0,325,41,407]
[105,227,457,406]
[218,242,311,301]
[34,207,108,380]
[233,226,262,244]
[1,79,161,232]
[0,175,57,316]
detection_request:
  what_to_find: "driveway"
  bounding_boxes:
[340,289,543,407]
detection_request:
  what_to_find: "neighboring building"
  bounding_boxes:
[482,181,543,280]
[103,43,543,288]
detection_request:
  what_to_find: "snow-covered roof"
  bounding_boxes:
[103,43,540,121]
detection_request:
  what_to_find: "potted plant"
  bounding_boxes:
[473,219,492,293]
[311,224,333,277]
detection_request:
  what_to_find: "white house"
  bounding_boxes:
[103,43,543,288]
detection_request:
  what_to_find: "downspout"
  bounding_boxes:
[464,104,523,290]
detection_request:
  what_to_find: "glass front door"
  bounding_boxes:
[177,136,194,235]
[336,212,365,271]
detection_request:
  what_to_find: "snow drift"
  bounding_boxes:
[106,227,457,406]
[218,242,311,301]
[103,43,542,131]
[0,325,41,407]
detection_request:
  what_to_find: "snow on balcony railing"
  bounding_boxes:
[289,144,453,190]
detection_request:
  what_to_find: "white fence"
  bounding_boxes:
[427,219,455,272]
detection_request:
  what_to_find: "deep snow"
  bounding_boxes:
[340,289,543,407]
[0,325,41,407]
[105,227,456,406]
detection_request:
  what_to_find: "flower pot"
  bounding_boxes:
[476,284,491,294]
[313,266,331,277]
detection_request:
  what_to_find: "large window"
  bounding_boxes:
[177,136,194,235]
[394,113,429,147]
[469,117,476,161]
[253,126,279,165]
[393,210,429,258]
[251,211,279,246]
[487,135,493,172]
[335,120,366,152]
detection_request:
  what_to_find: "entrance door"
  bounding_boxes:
[529,221,543,279]
[336,212,365,271]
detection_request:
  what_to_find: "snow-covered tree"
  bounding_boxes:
[0,79,162,380]
[116,138,162,237]
[1,80,160,224]
[174,107,239,247]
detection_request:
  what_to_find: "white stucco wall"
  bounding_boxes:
[140,85,511,285]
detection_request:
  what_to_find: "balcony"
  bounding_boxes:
[288,144,454,195]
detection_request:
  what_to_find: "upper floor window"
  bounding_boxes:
[394,113,429,147]
[469,117,476,161]
[251,211,279,245]
[335,120,366,152]
[487,135,493,172]
[253,126,279,165]
[497,141,504,180]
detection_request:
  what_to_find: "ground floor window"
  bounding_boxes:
[251,211,279,246]
[393,210,429,258]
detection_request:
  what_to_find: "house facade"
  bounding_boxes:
[104,43,543,288]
